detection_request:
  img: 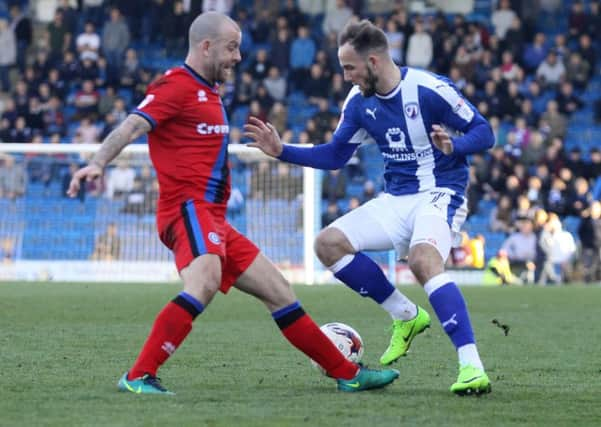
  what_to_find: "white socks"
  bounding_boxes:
[380,290,418,320]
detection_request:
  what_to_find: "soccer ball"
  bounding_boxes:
[311,322,364,375]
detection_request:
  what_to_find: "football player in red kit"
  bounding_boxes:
[67,11,399,395]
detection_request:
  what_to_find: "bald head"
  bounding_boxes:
[188,12,240,48]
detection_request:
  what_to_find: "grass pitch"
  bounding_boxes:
[1,282,600,427]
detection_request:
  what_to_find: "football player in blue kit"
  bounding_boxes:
[245,19,495,395]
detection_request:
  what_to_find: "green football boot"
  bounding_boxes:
[379,306,431,365]
[337,365,400,392]
[117,372,175,395]
[450,365,492,396]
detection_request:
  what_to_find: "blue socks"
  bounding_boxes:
[332,252,396,303]
[424,274,475,349]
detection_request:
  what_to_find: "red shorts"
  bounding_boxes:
[157,200,260,293]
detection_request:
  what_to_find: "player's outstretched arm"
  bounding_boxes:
[244,116,283,157]
[244,116,356,170]
[67,114,151,197]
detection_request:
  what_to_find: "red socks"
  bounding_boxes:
[128,293,203,379]
[273,302,358,380]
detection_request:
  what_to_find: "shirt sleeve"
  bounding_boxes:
[131,74,182,130]
[425,80,495,155]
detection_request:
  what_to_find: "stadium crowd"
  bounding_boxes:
[0,0,601,283]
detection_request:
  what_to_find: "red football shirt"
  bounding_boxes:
[133,64,230,215]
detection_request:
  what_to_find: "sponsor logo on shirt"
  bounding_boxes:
[196,123,229,135]
[197,90,208,102]
[385,127,408,151]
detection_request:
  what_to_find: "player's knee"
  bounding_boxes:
[314,228,352,265]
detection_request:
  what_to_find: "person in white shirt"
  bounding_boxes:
[76,21,101,62]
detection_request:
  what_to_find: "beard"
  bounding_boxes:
[360,64,378,97]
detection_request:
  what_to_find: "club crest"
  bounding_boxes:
[404,102,419,119]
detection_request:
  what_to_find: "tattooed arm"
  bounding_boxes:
[67,114,152,197]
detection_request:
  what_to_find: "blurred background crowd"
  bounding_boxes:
[1,0,601,284]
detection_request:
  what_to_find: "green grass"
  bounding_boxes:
[1,283,600,427]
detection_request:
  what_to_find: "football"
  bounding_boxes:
[311,322,364,374]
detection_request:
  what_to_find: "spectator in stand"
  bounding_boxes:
[513,195,535,222]
[47,68,67,100]
[522,32,547,74]
[539,100,567,140]
[492,0,517,40]
[73,117,100,144]
[490,194,514,233]
[98,86,117,117]
[540,213,576,284]
[323,0,353,37]
[233,71,255,110]
[267,101,288,135]
[99,112,119,141]
[577,33,596,78]
[254,85,274,113]
[568,1,587,41]
[289,25,316,89]
[565,52,590,90]
[0,155,28,200]
[119,48,141,89]
[9,4,32,72]
[76,21,101,62]
[578,201,601,283]
[270,27,292,74]
[263,66,287,102]
[74,80,100,120]
[536,50,566,89]
[304,63,330,105]
[8,116,33,143]
[0,17,16,93]
[555,81,583,116]
[1,98,17,126]
[102,7,131,80]
[322,169,347,202]
[56,0,77,36]
[248,48,271,82]
[546,176,568,216]
[322,201,343,226]
[405,19,432,69]
[525,176,546,208]
[90,223,121,261]
[519,99,538,129]
[384,18,403,65]
[105,160,136,199]
[568,177,592,217]
[110,98,128,124]
[503,16,525,60]
[501,219,537,283]
[281,0,306,34]
[587,1,601,40]
[585,148,601,181]
[47,10,71,63]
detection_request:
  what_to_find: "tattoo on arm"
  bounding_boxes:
[90,114,152,168]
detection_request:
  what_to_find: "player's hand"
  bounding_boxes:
[66,163,103,197]
[430,124,454,155]
[243,116,283,158]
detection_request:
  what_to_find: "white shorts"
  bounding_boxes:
[329,188,467,261]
